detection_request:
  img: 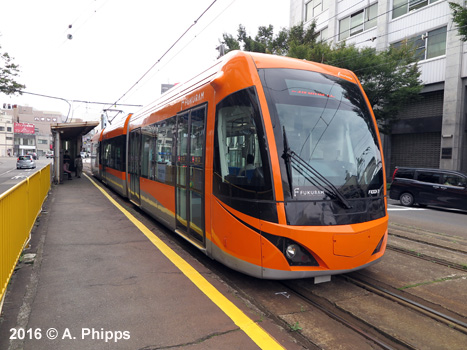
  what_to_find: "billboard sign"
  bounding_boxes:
[14,122,35,134]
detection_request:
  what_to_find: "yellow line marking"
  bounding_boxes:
[84,174,284,350]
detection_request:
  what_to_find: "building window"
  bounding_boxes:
[339,3,378,41]
[426,27,447,59]
[392,26,447,61]
[305,0,330,22]
[0,126,4,131]
[318,27,328,42]
[393,0,440,19]
[7,127,12,132]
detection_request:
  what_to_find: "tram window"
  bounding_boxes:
[138,118,176,184]
[142,125,157,180]
[103,142,112,167]
[213,87,273,201]
[102,135,126,171]
[260,68,384,200]
[155,118,176,185]
[115,136,125,171]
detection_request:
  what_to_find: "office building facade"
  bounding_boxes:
[0,104,62,157]
[290,0,467,174]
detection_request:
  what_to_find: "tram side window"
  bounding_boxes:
[103,142,112,168]
[141,125,157,180]
[140,118,176,184]
[114,136,125,171]
[155,118,176,185]
[213,87,273,200]
[103,135,126,171]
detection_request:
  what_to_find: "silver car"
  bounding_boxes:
[16,155,36,169]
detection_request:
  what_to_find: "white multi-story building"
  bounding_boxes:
[0,107,14,157]
[290,0,467,174]
[0,104,63,157]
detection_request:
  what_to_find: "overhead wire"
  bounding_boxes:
[320,15,453,70]
[117,0,237,106]
[19,90,142,122]
[300,2,462,75]
[107,0,219,111]
[304,0,451,56]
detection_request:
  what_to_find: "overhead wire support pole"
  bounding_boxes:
[16,90,143,123]
[19,91,72,122]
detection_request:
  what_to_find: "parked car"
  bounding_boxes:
[46,151,54,159]
[390,167,467,210]
[16,155,36,169]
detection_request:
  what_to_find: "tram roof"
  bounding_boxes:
[113,51,358,130]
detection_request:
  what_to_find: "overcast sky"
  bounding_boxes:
[1,0,290,122]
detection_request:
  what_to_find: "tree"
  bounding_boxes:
[219,24,423,134]
[0,44,25,95]
[449,2,467,41]
[221,23,317,57]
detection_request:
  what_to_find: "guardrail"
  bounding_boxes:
[0,164,51,309]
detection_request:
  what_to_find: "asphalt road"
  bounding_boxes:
[0,157,53,195]
[387,198,466,238]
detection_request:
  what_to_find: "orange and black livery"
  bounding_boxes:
[91,51,388,281]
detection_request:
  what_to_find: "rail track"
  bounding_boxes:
[281,269,467,349]
[387,223,467,272]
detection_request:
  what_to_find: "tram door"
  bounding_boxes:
[175,106,206,247]
[128,128,141,205]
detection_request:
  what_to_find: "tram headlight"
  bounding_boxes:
[286,244,299,259]
[262,233,319,266]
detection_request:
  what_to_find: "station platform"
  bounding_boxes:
[0,165,303,350]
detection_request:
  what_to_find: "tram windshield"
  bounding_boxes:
[260,68,384,201]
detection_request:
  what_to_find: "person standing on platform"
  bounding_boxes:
[74,154,83,178]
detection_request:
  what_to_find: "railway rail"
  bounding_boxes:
[281,270,467,349]
[282,281,404,350]
[387,223,467,272]
[342,275,467,334]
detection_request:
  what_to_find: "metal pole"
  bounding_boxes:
[53,131,61,184]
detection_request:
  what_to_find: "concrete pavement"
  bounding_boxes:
[0,167,303,350]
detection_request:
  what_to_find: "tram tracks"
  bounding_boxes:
[167,227,467,349]
[341,274,467,335]
[387,224,467,272]
[282,270,467,350]
[281,280,405,350]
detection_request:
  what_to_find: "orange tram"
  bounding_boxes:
[91,51,388,282]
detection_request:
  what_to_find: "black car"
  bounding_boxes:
[390,167,467,210]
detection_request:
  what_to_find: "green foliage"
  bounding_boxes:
[311,42,423,133]
[289,321,302,332]
[0,44,25,95]
[450,2,467,42]
[218,23,423,134]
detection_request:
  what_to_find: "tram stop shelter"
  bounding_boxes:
[50,121,99,184]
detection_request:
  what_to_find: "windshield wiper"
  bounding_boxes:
[281,128,352,209]
[281,126,294,196]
